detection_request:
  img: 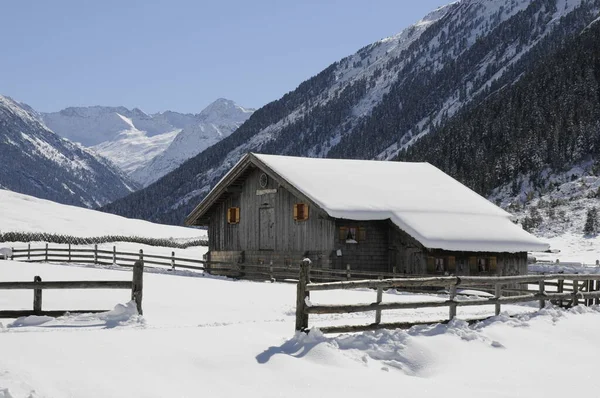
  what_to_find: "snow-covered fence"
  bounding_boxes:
[0,261,144,318]
[8,244,410,282]
[294,261,600,333]
[9,244,210,272]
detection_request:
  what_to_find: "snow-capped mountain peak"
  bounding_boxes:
[197,98,255,124]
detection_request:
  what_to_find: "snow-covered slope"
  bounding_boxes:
[131,99,254,187]
[490,161,600,263]
[91,114,180,175]
[103,0,600,225]
[0,95,135,208]
[43,99,254,186]
[0,189,204,239]
[41,106,195,147]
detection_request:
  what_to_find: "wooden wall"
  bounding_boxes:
[208,168,335,254]
[332,220,390,272]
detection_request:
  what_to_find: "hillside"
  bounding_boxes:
[398,15,600,258]
[101,0,600,225]
[0,189,204,240]
[0,96,135,208]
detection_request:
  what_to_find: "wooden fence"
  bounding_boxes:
[294,260,600,334]
[7,244,420,282]
[0,261,144,318]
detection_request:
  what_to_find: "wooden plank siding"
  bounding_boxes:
[333,220,390,272]
[207,168,335,264]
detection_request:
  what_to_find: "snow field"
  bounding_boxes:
[2,260,600,397]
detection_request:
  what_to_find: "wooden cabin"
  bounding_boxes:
[185,153,548,276]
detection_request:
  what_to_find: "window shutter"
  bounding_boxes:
[303,204,309,221]
[447,256,456,274]
[426,256,436,274]
[293,204,299,221]
[489,257,497,274]
[358,227,367,242]
[228,207,240,224]
[469,256,478,275]
[339,227,347,241]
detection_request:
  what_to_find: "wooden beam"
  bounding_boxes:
[0,281,132,290]
[0,309,109,319]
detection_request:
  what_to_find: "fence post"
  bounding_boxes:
[538,280,545,310]
[33,276,42,314]
[449,283,457,320]
[495,283,502,316]
[269,261,273,281]
[139,249,144,262]
[68,243,71,262]
[171,251,175,271]
[27,243,30,260]
[596,280,600,306]
[94,244,98,264]
[572,279,579,307]
[113,246,116,264]
[295,258,311,332]
[45,243,48,262]
[375,276,383,324]
[132,260,144,315]
[346,264,351,280]
[557,279,564,307]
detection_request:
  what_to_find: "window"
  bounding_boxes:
[227,207,240,224]
[338,226,366,243]
[477,257,489,273]
[469,256,497,274]
[427,256,456,275]
[293,203,309,221]
[435,258,445,273]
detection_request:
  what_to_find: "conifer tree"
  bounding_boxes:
[584,207,598,235]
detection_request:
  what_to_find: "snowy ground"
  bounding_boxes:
[1,260,599,398]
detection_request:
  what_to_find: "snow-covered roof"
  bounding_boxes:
[253,154,549,253]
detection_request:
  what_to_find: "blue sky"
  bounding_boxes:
[2,0,447,114]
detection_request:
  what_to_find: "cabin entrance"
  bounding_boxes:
[259,207,275,250]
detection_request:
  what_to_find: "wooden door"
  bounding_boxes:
[259,207,275,250]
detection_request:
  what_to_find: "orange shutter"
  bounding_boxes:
[469,256,478,275]
[339,227,347,241]
[303,204,309,220]
[235,207,240,223]
[426,257,436,274]
[293,204,299,221]
[358,227,367,242]
[489,257,497,274]
[447,256,456,273]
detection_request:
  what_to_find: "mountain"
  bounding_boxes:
[399,15,600,245]
[130,99,254,187]
[0,95,135,208]
[43,99,254,185]
[101,0,600,225]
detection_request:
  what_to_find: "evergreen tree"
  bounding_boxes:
[584,207,598,235]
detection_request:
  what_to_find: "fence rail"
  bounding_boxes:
[7,244,430,283]
[0,261,144,319]
[294,260,600,334]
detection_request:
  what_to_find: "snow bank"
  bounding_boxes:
[0,189,205,239]
[7,301,142,330]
